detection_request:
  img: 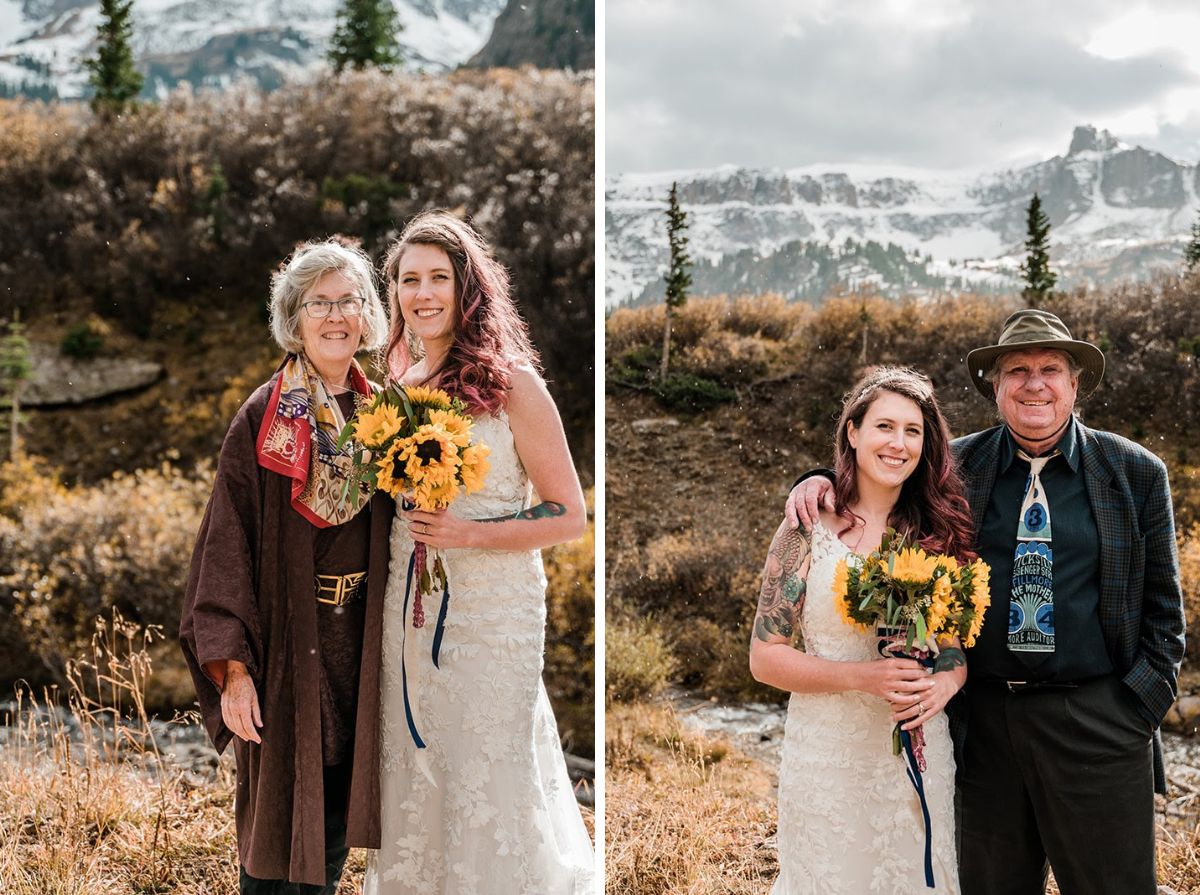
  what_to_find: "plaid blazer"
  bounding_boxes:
[952,421,1186,793]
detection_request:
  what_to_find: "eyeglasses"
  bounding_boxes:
[302,297,365,318]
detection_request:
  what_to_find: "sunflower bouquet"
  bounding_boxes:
[337,384,490,616]
[834,529,991,764]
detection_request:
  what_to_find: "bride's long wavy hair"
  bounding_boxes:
[833,366,976,561]
[382,210,539,415]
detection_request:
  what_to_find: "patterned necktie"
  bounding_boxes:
[1008,449,1061,662]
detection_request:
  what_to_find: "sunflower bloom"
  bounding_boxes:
[964,558,992,647]
[414,478,459,510]
[889,547,940,585]
[937,554,961,576]
[375,437,414,497]
[429,409,472,447]
[403,385,453,410]
[399,423,461,488]
[927,575,953,635]
[459,442,492,493]
[833,559,867,630]
[353,400,404,449]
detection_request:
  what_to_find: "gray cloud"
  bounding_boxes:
[607,0,1200,172]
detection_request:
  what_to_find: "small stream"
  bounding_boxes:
[669,689,1200,821]
[0,701,595,805]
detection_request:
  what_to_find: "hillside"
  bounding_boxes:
[0,67,595,759]
[466,0,594,70]
[605,285,1200,704]
[0,68,595,473]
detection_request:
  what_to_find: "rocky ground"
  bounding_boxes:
[670,683,1200,827]
[0,703,595,805]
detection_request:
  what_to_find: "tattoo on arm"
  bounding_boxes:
[753,524,809,643]
[934,647,966,673]
[479,501,567,522]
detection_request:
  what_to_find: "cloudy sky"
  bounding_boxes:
[607,0,1200,174]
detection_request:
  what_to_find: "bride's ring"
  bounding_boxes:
[917,702,924,714]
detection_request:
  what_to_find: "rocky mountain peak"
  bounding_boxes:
[1068,124,1119,156]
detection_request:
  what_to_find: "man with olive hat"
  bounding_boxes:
[786,309,1185,894]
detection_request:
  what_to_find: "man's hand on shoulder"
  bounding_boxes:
[784,472,836,530]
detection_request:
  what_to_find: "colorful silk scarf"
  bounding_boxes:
[255,353,373,528]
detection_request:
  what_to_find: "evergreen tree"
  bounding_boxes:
[1019,192,1056,305]
[202,162,230,247]
[1184,209,1200,272]
[85,0,143,116]
[0,313,32,461]
[328,0,403,73]
[660,181,692,381]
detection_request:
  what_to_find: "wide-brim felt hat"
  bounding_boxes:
[966,309,1105,399]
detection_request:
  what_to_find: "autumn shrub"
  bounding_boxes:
[655,372,736,413]
[614,532,773,700]
[0,66,594,457]
[60,316,109,359]
[0,456,69,683]
[683,328,772,382]
[1179,526,1200,667]
[607,296,800,386]
[1170,464,1200,534]
[0,461,211,688]
[724,292,808,341]
[605,607,677,704]
[543,491,596,756]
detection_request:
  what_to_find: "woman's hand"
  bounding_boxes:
[404,507,478,549]
[221,661,262,744]
[891,670,962,730]
[854,657,934,702]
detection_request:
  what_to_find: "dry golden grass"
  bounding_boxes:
[608,700,1200,895]
[0,609,593,894]
[605,703,777,894]
[0,612,241,893]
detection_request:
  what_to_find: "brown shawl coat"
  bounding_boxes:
[179,377,392,885]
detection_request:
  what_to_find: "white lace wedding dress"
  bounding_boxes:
[364,412,594,895]
[772,520,959,894]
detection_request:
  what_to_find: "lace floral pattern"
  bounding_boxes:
[772,521,960,895]
[365,413,594,895]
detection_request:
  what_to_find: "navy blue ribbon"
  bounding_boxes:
[401,547,452,747]
[432,574,450,668]
[900,727,934,889]
[401,550,425,749]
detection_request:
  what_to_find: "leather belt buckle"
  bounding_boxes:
[315,571,367,606]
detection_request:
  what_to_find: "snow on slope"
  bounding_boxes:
[0,0,505,98]
[606,128,1200,307]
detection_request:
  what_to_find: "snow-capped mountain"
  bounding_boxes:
[606,126,1200,307]
[0,0,506,98]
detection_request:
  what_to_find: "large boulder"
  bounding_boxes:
[16,343,162,407]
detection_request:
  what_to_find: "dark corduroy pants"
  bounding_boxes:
[958,675,1156,895]
[239,763,352,895]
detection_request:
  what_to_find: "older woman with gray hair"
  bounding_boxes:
[180,238,394,893]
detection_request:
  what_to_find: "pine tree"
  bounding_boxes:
[85,0,143,116]
[328,0,403,73]
[1184,210,1200,272]
[660,181,692,381]
[1019,193,1056,305]
[0,313,32,461]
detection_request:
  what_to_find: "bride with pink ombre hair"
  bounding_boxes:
[364,210,594,895]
